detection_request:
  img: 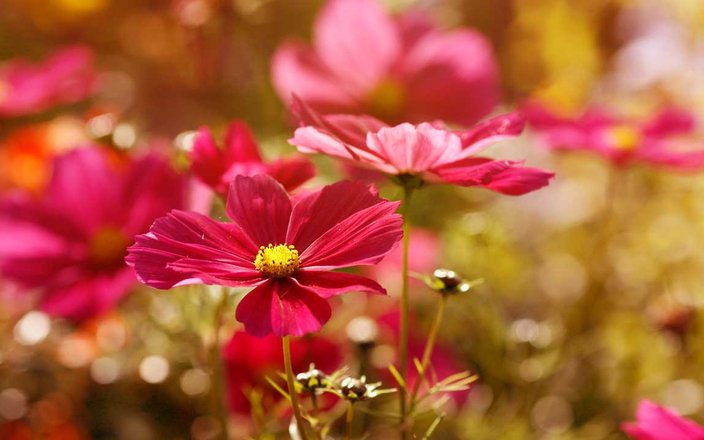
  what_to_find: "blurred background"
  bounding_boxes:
[3,0,704,438]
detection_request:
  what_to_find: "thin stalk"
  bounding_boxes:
[345,402,355,440]
[399,185,413,438]
[210,288,230,440]
[283,336,309,440]
[409,295,447,412]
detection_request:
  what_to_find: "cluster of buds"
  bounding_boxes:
[425,268,481,295]
[291,365,395,403]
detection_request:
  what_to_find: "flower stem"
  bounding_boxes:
[410,294,447,412]
[345,402,355,440]
[210,288,230,440]
[399,185,413,438]
[283,335,309,440]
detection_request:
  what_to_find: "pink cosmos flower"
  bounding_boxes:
[0,147,184,322]
[622,400,704,440]
[126,174,403,337]
[271,0,499,125]
[0,46,96,118]
[290,99,554,195]
[189,120,315,195]
[525,104,704,170]
[223,331,342,414]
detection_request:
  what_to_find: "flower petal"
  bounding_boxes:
[126,210,261,289]
[190,127,226,188]
[287,180,385,251]
[235,278,332,337]
[434,158,554,195]
[299,201,402,270]
[313,0,401,92]
[453,112,526,158]
[223,120,262,163]
[265,156,316,192]
[225,175,292,246]
[293,270,386,298]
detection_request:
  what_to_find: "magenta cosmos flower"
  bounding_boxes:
[271,0,499,125]
[525,104,704,171]
[127,174,403,337]
[622,400,704,440]
[190,120,315,195]
[0,147,184,321]
[290,99,554,195]
[0,46,96,118]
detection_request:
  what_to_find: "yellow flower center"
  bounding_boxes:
[254,244,300,278]
[607,125,642,151]
[366,79,407,122]
[89,227,129,268]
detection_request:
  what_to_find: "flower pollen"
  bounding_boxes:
[254,243,300,278]
[607,125,642,151]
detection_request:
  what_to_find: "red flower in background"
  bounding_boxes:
[222,331,343,414]
[0,147,184,322]
[622,400,704,440]
[290,99,553,195]
[0,46,96,118]
[127,174,403,337]
[271,0,499,126]
[525,104,704,171]
[189,120,315,195]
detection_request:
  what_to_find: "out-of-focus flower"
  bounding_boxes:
[0,117,90,193]
[291,100,553,195]
[222,331,342,414]
[271,0,499,126]
[0,46,96,118]
[189,120,315,195]
[127,174,402,337]
[622,400,704,440]
[0,147,184,322]
[526,104,704,171]
[337,375,393,402]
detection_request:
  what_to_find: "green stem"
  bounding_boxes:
[345,402,355,440]
[283,336,309,440]
[210,289,230,440]
[409,295,447,413]
[399,185,413,438]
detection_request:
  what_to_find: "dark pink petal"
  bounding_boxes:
[287,180,384,252]
[126,210,260,289]
[641,109,696,137]
[235,278,332,337]
[265,156,315,192]
[433,157,554,195]
[300,201,402,270]
[190,127,227,188]
[313,0,401,92]
[40,269,135,322]
[225,175,292,246]
[399,30,499,126]
[454,112,526,156]
[121,153,185,236]
[293,270,386,298]
[271,42,358,112]
[44,147,123,234]
[622,400,704,440]
[223,120,263,163]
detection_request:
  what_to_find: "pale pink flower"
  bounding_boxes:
[271,0,499,125]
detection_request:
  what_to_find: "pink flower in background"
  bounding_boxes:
[127,174,403,337]
[0,46,96,118]
[291,99,553,195]
[189,120,315,195]
[271,0,499,126]
[622,400,704,440]
[223,331,342,414]
[0,147,184,322]
[525,103,704,170]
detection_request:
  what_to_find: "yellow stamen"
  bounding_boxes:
[607,125,641,151]
[366,79,407,122]
[254,244,300,278]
